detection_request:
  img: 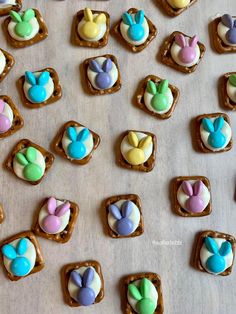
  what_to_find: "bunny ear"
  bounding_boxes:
[77,128,90,142]
[16,152,28,166]
[109,204,122,220]
[26,146,37,163]
[189,35,198,48]
[221,14,234,28]
[121,201,133,218]
[67,126,77,142]
[138,135,152,150]
[71,270,82,287]
[205,237,219,254]
[128,131,139,148]
[10,10,22,23]
[122,12,134,26]
[135,10,144,25]
[55,201,70,217]
[38,71,50,86]
[25,71,36,86]
[47,197,57,215]
[158,79,169,94]
[0,99,5,113]
[147,80,157,95]
[128,284,142,301]
[202,118,214,133]
[2,244,17,260]
[229,74,236,87]
[84,8,93,22]
[22,8,35,22]
[213,116,224,132]
[102,58,112,73]
[140,278,150,299]
[89,60,103,73]
[94,13,106,24]
[181,181,193,197]
[16,238,28,255]
[83,267,94,287]
[175,34,186,48]
[193,180,203,196]
[219,241,232,256]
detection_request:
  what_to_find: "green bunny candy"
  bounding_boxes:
[147,80,169,112]
[229,74,236,87]
[10,9,35,38]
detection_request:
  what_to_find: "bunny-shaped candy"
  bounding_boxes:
[109,201,134,236]
[169,0,190,9]
[67,127,90,159]
[10,9,35,38]
[0,99,11,133]
[89,58,112,89]
[71,267,96,306]
[126,131,152,166]
[221,14,236,44]
[122,10,145,41]
[128,278,156,314]
[2,238,31,276]
[175,34,198,64]
[229,74,236,88]
[42,197,70,234]
[16,146,43,181]
[25,71,50,103]
[81,8,106,40]
[202,116,226,149]
[147,80,169,111]
[204,237,232,274]
[181,180,204,213]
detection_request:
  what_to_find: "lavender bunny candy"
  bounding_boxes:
[89,58,112,89]
[175,34,198,64]
[221,14,236,44]
[181,180,205,213]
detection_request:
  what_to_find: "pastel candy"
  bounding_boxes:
[68,141,86,159]
[116,217,133,236]
[0,114,11,133]
[128,23,144,41]
[206,255,226,273]
[95,72,111,89]
[77,287,96,306]
[42,215,61,233]
[28,85,47,103]
[23,163,43,181]
[10,256,31,277]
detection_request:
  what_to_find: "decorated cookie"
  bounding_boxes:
[17,68,62,108]
[136,75,180,119]
[0,231,44,281]
[158,0,197,17]
[53,121,100,165]
[220,72,236,110]
[0,95,24,139]
[0,203,4,224]
[83,54,121,95]
[124,273,164,314]
[194,230,236,276]
[195,113,232,153]
[105,194,144,238]
[61,260,104,307]
[211,14,236,53]
[5,139,54,185]
[172,176,212,217]
[33,197,79,243]
[3,8,48,48]
[113,8,157,53]
[160,31,205,74]
[72,8,110,48]
[0,48,15,83]
[118,130,157,172]
[0,0,21,16]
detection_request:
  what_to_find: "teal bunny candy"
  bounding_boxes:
[202,116,226,149]
[25,71,50,103]
[122,10,145,41]
[128,278,156,314]
[67,127,90,159]
[147,79,169,111]
[205,237,232,274]
[2,238,31,277]
[10,9,35,38]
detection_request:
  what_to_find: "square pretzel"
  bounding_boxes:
[0,203,4,224]
[0,0,22,16]
[219,72,236,110]
[0,48,15,83]
[157,0,198,17]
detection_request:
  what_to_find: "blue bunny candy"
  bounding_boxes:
[204,236,232,274]
[2,238,31,277]
[89,58,112,90]
[67,127,90,159]
[202,116,226,149]
[71,267,96,306]
[122,10,145,41]
[25,71,50,103]
[109,201,134,236]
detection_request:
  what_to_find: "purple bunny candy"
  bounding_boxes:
[181,180,205,213]
[109,201,134,236]
[0,99,11,133]
[221,14,236,44]
[175,34,198,64]
[89,58,112,90]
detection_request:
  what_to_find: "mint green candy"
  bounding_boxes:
[137,298,156,314]
[23,163,42,181]
[229,74,236,87]
[15,21,32,37]
[151,93,168,111]
[10,8,35,38]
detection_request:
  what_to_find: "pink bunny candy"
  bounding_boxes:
[0,99,11,133]
[181,180,205,213]
[175,34,198,64]
[42,197,70,234]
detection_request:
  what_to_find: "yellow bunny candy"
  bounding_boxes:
[126,132,152,166]
[169,0,190,9]
[82,8,106,40]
